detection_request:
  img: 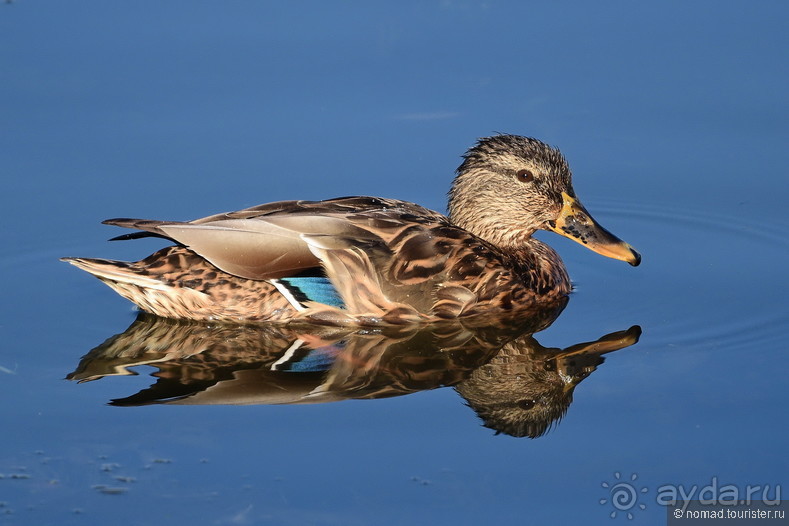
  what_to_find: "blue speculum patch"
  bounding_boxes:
[278,277,345,308]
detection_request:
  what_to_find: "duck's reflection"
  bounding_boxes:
[455,328,641,437]
[68,308,640,438]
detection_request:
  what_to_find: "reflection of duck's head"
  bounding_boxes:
[455,336,574,438]
[450,135,640,266]
[456,326,642,438]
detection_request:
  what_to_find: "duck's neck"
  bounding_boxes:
[510,237,572,296]
[450,210,571,295]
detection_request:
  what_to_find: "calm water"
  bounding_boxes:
[2,2,787,525]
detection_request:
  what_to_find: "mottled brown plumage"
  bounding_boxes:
[67,313,640,439]
[62,135,640,325]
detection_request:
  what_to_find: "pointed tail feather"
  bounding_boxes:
[61,257,170,290]
[102,218,187,241]
[61,256,212,318]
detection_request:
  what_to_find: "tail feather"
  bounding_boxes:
[62,257,171,290]
[102,218,186,240]
[108,231,170,242]
[61,256,213,318]
[61,247,298,322]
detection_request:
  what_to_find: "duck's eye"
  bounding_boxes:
[517,398,536,410]
[515,169,534,183]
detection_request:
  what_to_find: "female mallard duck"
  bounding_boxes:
[63,135,640,325]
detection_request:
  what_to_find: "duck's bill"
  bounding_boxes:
[546,192,641,267]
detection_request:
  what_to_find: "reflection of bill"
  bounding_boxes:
[68,312,640,438]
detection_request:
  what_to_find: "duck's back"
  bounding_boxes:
[63,196,568,325]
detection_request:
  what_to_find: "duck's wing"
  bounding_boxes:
[105,197,444,236]
[102,197,449,282]
[193,196,446,223]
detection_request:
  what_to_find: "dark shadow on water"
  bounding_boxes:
[67,305,640,439]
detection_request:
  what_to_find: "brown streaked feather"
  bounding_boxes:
[62,247,297,322]
[301,234,425,323]
[102,198,444,281]
[190,196,446,224]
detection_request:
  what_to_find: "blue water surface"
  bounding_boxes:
[1,2,787,525]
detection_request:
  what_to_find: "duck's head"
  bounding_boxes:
[448,134,640,266]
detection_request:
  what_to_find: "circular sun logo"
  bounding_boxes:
[600,472,648,519]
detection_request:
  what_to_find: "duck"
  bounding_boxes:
[62,134,640,326]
